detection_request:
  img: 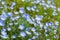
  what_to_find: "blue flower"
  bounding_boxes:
[11,2,16,7]
[18,24,25,30]
[20,32,26,37]
[0,20,5,26]
[26,6,31,11]
[19,7,25,13]
[0,11,8,20]
[22,14,30,20]
[8,12,13,17]
[46,22,53,26]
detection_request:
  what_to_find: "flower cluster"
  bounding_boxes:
[0,0,60,40]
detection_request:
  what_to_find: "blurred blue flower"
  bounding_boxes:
[11,2,16,7]
[0,11,8,20]
[0,20,5,26]
[26,6,31,11]
[8,12,13,17]
[46,22,53,26]
[18,24,25,30]
[35,15,43,21]
[19,7,25,13]
[20,32,26,37]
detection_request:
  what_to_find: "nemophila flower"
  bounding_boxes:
[54,35,57,38]
[40,23,43,29]
[26,6,31,11]
[0,20,5,26]
[19,7,25,13]
[53,26,58,29]
[18,25,24,30]
[31,27,36,32]
[44,25,48,30]
[20,32,26,37]
[46,22,53,26]
[45,4,50,8]
[1,1,5,5]
[10,17,15,21]
[32,5,36,9]
[1,31,7,36]
[35,0,40,4]
[36,20,41,24]
[46,22,49,26]
[11,2,16,7]
[2,28,6,32]
[33,23,38,26]
[31,17,35,22]
[34,32,39,36]
[31,7,35,11]
[52,11,58,16]
[0,12,8,20]
[49,22,54,26]
[22,14,30,20]
[25,31,31,35]
[15,16,20,20]
[31,5,36,11]
[10,6,14,9]
[35,15,43,21]
[25,27,31,31]
[1,35,8,39]
[39,1,45,5]
[8,12,13,17]
[50,5,56,9]
[58,8,60,12]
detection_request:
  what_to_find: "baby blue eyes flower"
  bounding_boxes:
[11,2,16,6]
[35,15,43,21]
[26,6,31,11]
[8,12,13,17]
[58,8,60,12]
[22,14,30,20]
[25,31,31,35]
[46,22,53,26]
[31,28,36,32]
[0,20,5,26]
[18,25,24,30]
[0,13,8,20]
[20,32,26,37]
[19,7,25,13]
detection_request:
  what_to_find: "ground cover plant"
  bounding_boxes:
[0,0,60,40]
